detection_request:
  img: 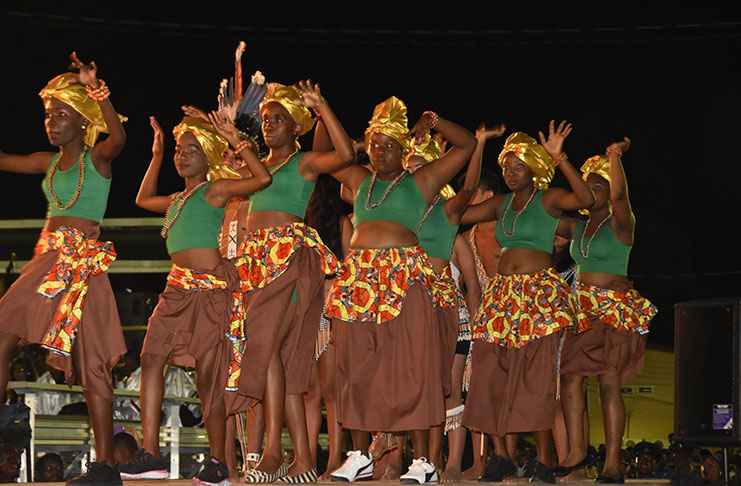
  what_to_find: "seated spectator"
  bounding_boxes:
[0,445,20,483]
[634,441,661,479]
[113,431,140,466]
[35,453,64,482]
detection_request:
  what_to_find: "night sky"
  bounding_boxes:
[2,6,740,347]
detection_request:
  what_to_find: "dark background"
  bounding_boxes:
[2,5,740,347]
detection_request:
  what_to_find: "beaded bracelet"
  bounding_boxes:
[606,146,623,158]
[423,110,439,129]
[86,80,110,102]
[554,152,568,167]
[234,139,251,154]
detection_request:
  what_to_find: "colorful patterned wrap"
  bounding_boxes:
[35,226,117,356]
[472,268,588,349]
[326,245,437,324]
[576,282,656,335]
[432,265,457,308]
[227,222,341,389]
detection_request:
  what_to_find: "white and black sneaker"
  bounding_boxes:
[400,458,439,485]
[330,450,373,482]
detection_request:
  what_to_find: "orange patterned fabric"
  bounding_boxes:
[325,245,436,324]
[432,265,457,307]
[35,226,116,356]
[472,268,588,349]
[576,282,656,335]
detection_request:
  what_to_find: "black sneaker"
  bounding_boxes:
[479,455,517,482]
[528,461,555,484]
[194,457,231,486]
[66,461,123,485]
[119,450,169,479]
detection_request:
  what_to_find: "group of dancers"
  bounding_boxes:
[0,50,657,486]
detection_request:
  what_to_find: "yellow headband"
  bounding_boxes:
[407,135,455,198]
[39,73,128,146]
[172,117,239,181]
[581,155,611,184]
[365,96,411,154]
[497,132,554,190]
[259,83,315,136]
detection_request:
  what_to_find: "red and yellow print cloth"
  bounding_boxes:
[433,265,457,308]
[35,226,116,356]
[325,245,436,324]
[576,282,656,335]
[167,264,228,290]
[472,268,588,348]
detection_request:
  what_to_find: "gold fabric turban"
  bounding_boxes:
[259,83,315,136]
[408,135,455,198]
[581,155,611,184]
[497,132,554,190]
[172,117,239,181]
[365,96,411,154]
[39,73,128,147]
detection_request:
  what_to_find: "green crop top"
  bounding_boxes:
[569,218,632,276]
[494,190,559,254]
[164,183,225,255]
[353,172,427,235]
[42,148,111,223]
[418,198,458,260]
[248,152,314,219]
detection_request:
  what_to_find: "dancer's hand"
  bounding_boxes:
[607,136,631,155]
[208,110,239,142]
[150,116,164,156]
[538,119,573,157]
[433,132,448,154]
[181,105,209,122]
[475,123,506,141]
[409,112,437,145]
[293,79,324,110]
[68,51,100,88]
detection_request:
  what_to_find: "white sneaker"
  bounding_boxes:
[400,458,439,484]
[330,450,373,482]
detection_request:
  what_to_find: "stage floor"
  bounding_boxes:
[25,480,671,485]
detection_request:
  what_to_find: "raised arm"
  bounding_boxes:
[452,234,482,316]
[69,52,126,171]
[136,116,174,213]
[312,118,333,153]
[538,119,595,214]
[606,137,635,242]
[445,123,506,225]
[293,80,355,178]
[411,112,477,203]
[460,194,505,225]
[0,150,52,174]
[205,111,272,208]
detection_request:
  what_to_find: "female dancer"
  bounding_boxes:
[0,53,127,486]
[461,121,594,483]
[412,125,504,481]
[326,97,476,484]
[127,113,271,486]
[555,138,657,483]
[227,80,354,484]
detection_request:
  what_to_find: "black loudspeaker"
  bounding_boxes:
[674,297,741,446]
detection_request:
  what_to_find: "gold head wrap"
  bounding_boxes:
[259,83,315,136]
[407,134,455,199]
[581,155,611,184]
[364,96,411,154]
[39,73,128,147]
[497,132,554,190]
[172,117,239,181]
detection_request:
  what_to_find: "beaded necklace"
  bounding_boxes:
[161,181,210,238]
[577,213,612,258]
[47,145,90,210]
[365,170,409,210]
[417,195,441,234]
[264,148,300,176]
[499,188,538,237]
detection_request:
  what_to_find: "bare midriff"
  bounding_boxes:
[497,248,553,276]
[578,272,631,291]
[351,220,419,249]
[44,215,99,234]
[247,210,303,232]
[170,247,222,272]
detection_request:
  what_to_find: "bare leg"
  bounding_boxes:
[558,374,588,466]
[246,403,265,455]
[462,431,488,479]
[225,414,239,479]
[304,361,322,466]
[0,332,20,396]
[350,430,371,454]
[534,430,556,468]
[505,434,518,460]
[139,353,167,457]
[318,345,343,479]
[442,353,467,480]
[429,425,443,469]
[409,429,429,460]
[381,433,404,480]
[256,301,295,474]
[196,346,227,462]
[285,391,314,475]
[493,435,509,458]
[599,342,631,479]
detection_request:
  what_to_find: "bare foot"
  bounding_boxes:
[442,468,464,482]
[462,464,483,480]
[381,465,401,481]
[255,453,284,474]
[559,468,588,482]
[286,460,315,477]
